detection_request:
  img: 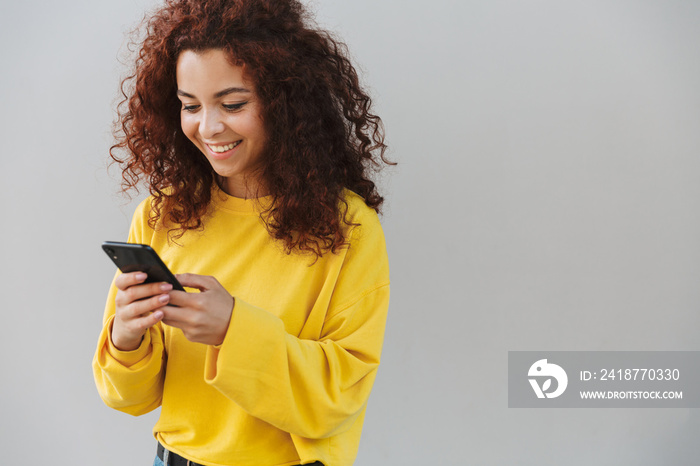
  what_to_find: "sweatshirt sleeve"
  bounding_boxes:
[92,198,166,416]
[202,212,390,439]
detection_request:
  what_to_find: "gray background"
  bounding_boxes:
[1,0,699,464]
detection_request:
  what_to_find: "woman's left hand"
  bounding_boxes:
[162,273,235,346]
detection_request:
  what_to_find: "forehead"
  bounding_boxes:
[176,49,252,93]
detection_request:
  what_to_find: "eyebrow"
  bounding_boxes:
[177,87,251,99]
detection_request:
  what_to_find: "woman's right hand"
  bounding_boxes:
[111,272,171,351]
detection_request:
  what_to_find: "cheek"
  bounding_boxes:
[180,115,199,142]
[240,115,267,144]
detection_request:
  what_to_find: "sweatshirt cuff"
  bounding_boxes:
[204,298,281,383]
[104,315,154,367]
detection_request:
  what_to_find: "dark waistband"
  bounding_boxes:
[157,443,203,466]
[157,443,324,466]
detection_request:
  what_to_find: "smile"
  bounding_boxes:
[207,141,242,153]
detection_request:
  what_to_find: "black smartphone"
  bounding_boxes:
[101,241,185,291]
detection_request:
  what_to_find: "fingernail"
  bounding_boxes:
[159,294,169,303]
[160,283,173,291]
[153,310,164,320]
[136,273,147,281]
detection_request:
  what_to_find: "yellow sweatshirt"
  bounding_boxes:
[92,187,390,466]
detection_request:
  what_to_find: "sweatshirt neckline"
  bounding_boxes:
[211,185,273,214]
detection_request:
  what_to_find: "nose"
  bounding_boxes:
[199,107,225,139]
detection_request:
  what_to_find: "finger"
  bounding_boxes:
[175,273,218,291]
[159,305,191,329]
[123,293,171,319]
[160,315,184,329]
[133,308,165,330]
[167,289,204,308]
[159,302,195,322]
[116,282,174,307]
[118,310,165,343]
[115,272,148,290]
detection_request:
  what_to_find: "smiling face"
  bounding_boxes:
[176,49,268,198]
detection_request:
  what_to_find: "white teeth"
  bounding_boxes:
[209,141,241,152]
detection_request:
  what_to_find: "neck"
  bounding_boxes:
[218,175,268,199]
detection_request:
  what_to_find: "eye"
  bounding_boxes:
[182,104,200,113]
[223,102,247,112]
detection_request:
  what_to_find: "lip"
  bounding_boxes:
[204,141,241,160]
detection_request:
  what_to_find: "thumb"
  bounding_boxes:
[175,273,218,291]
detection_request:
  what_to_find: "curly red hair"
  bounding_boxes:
[110,0,391,258]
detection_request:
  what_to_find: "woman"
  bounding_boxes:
[92,0,392,465]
